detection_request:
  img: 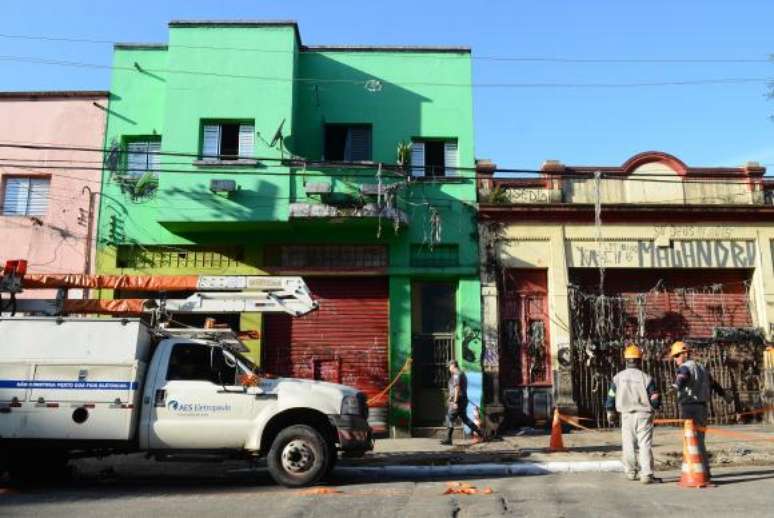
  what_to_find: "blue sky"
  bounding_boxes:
[2,1,772,169]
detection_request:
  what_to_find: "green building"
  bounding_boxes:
[97,20,481,437]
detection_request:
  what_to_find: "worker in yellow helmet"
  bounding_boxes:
[605,344,661,484]
[670,340,732,478]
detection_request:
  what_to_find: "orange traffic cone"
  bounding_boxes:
[678,419,712,488]
[548,408,566,452]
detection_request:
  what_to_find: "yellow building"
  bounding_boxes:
[476,151,772,429]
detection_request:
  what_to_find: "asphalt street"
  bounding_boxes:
[1,463,773,517]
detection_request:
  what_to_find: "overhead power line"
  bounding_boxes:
[0,141,530,176]
[0,161,766,187]
[0,141,768,184]
[0,55,769,89]
[0,33,774,64]
[0,32,770,64]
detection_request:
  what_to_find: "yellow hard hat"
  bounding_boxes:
[623,344,642,360]
[670,341,689,358]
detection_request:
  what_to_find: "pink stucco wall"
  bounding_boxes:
[0,93,108,296]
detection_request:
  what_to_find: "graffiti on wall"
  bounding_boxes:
[653,224,734,240]
[506,189,551,204]
[569,240,756,269]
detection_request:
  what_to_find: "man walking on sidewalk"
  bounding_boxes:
[441,360,484,446]
[669,340,733,478]
[606,344,661,484]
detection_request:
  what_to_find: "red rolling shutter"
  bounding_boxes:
[263,277,389,404]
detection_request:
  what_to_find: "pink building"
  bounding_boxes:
[0,91,108,296]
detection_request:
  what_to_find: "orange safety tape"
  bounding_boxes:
[559,414,774,443]
[735,405,774,418]
[366,358,412,405]
[558,413,596,432]
[654,419,688,426]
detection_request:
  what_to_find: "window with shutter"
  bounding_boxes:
[27,178,50,216]
[238,124,255,158]
[2,177,29,215]
[2,177,50,216]
[148,141,161,174]
[202,125,221,159]
[410,142,425,177]
[443,142,458,177]
[347,126,371,161]
[411,139,458,178]
[126,140,161,178]
[201,122,255,161]
[127,142,148,177]
[324,124,372,161]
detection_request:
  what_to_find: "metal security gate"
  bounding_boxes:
[571,339,766,427]
[263,277,389,403]
[568,268,765,426]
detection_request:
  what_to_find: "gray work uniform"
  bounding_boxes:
[676,360,712,476]
[612,368,656,478]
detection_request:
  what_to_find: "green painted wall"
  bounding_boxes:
[97,23,482,435]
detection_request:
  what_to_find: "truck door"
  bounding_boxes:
[147,342,262,450]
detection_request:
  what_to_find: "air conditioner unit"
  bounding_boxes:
[304,182,332,195]
[210,179,237,194]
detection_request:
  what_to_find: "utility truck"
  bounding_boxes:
[0,261,372,487]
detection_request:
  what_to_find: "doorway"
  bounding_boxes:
[411,281,456,427]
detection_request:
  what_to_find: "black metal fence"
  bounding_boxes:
[571,338,766,427]
[412,333,455,388]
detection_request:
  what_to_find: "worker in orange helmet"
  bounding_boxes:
[605,344,661,484]
[669,340,732,478]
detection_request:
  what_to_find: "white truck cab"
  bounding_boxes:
[0,318,372,487]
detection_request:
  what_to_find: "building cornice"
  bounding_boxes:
[0,91,109,100]
[114,43,168,50]
[302,45,470,54]
[168,20,302,47]
[478,203,774,223]
[539,151,765,179]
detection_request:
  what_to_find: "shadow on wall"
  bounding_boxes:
[286,53,431,165]
[161,177,282,223]
[98,94,138,126]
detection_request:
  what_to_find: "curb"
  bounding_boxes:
[336,460,624,479]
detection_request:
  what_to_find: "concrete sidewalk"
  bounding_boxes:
[58,423,771,482]
[354,423,774,470]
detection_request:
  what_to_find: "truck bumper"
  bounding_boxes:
[329,415,373,455]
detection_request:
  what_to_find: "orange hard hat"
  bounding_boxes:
[670,341,689,358]
[623,344,642,360]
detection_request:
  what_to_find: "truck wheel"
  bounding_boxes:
[267,425,330,487]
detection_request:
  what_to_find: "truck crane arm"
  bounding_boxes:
[1,260,318,317]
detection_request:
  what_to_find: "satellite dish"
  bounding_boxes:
[364,79,383,92]
[270,118,285,148]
